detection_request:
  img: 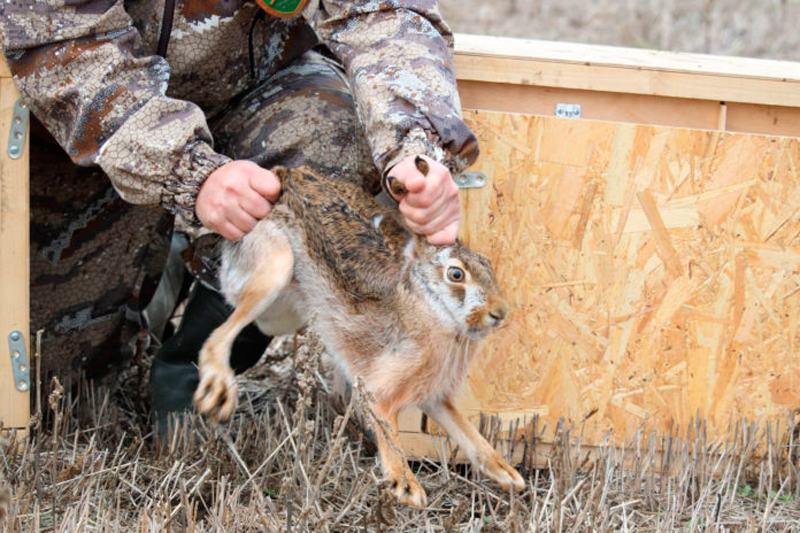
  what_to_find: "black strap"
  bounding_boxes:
[157,0,177,58]
[248,8,266,77]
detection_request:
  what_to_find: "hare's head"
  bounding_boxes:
[408,237,508,340]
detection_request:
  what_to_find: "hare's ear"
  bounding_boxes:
[404,232,434,262]
[403,236,419,262]
[414,156,429,176]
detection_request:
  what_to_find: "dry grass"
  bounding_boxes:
[439,0,800,61]
[2,332,800,531]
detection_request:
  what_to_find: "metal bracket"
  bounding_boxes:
[8,331,30,392]
[7,99,29,160]
[555,103,582,119]
[456,171,487,189]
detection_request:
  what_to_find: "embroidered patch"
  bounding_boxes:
[254,0,309,18]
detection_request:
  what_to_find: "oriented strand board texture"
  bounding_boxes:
[458,110,800,445]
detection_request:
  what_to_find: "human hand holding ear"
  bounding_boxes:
[386,155,460,246]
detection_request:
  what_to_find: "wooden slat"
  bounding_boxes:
[457,80,726,132]
[0,70,30,433]
[725,103,800,137]
[453,34,800,108]
[458,81,800,137]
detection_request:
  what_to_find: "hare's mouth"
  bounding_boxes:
[465,323,494,340]
[465,308,505,339]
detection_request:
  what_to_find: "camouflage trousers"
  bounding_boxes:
[31,50,381,387]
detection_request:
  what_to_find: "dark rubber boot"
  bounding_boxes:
[149,282,271,433]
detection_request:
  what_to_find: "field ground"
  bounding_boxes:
[3,1,800,531]
[0,339,800,533]
[2,334,799,531]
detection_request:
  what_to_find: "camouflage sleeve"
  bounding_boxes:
[0,0,229,227]
[303,0,479,178]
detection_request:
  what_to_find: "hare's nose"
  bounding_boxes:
[488,301,508,324]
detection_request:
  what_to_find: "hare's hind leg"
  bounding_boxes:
[370,401,427,508]
[423,397,525,492]
[194,238,294,422]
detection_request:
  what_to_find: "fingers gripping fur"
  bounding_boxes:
[194,240,294,421]
[423,398,525,492]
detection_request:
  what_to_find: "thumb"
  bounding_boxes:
[401,172,426,194]
[425,221,459,246]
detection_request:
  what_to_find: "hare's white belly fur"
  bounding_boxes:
[219,220,305,337]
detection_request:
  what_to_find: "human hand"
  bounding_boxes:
[386,154,460,245]
[195,160,281,241]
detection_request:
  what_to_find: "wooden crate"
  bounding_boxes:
[0,57,30,438]
[2,35,799,456]
[400,35,800,461]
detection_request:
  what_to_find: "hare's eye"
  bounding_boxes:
[447,266,465,283]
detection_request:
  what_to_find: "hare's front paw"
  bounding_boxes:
[389,471,427,508]
[193,362,238,422]
[482,451,526,492]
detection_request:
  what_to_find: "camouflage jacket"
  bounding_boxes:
[0,0,478,227]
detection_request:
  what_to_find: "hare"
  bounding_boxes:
[193,158,525,507]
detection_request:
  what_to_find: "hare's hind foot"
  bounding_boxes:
[389,470,427,508]
[422,397,526,493]
[194,344,238,422]
[480,450,526,492]
[194,234,295,422]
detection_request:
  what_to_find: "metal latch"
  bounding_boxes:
[8,331,30,392]
[7,99,29,160]
[456,171,487,189]
[555,103,582,119]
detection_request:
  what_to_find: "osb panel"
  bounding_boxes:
[456,110,800,445]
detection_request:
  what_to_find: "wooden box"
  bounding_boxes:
[3,36,799,456]
[0,58,29,438]
[400,35,800,461]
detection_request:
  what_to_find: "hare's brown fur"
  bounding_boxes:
[194,165,524,507]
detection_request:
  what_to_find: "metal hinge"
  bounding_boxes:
[456,171,487,189]
[8,331,30,392]
[7,99,29,160]
[555,103,582,119]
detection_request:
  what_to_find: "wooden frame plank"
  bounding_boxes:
[458,80,800,137]
[453,34,800,108]
[725,103,800,137]
[457,80,726,131]
[0,72,30,434]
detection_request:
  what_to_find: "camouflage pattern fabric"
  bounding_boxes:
[0,0,478,228]
[29,50,383,385]
[188,50,383,290]
[29,121,173,387]
[0,1,478,384]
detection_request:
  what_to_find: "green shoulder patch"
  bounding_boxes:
[254,0,309,18]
